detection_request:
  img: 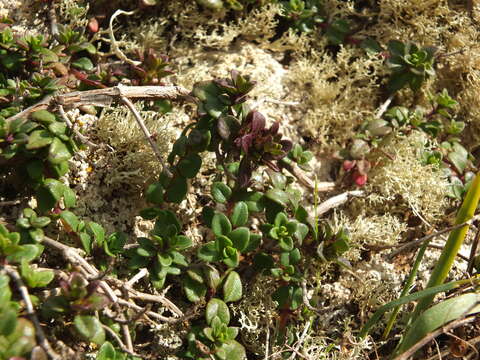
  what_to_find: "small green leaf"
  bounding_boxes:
[96,341,116,360]
[231,201,248,227]
[48,138,72,164]
[43,178,65,201]
[198,241,221,262]
[7,244,43,263]
[16,217,31,229]
[31,110,55,124]
[165,175,188,203]
[60,211,80,232]
[177,153,202,179]
[223,271,242,303]
[448,142,468,174]
[294,223,309,243]
[206,298,230,325]
[146,182,164,204]
[26,160,44,181]
[216,340,246,360]
[222,246,239,268]
[28,228,44,242]
[0,308,17,336]
[183,276,207,303]
[72,57,94,71]
[63,187,76,208]
[48,122,67,136]
[203,265,221,290]
[211,212,232,236]
[158,253,172,267]
[211,182,232,203]
[73,315,105,345]
[30,216,50,228]
[242,191,265,212]
[187,268,204,283]
[88,222,105,246]
[243,233,261,253]
[228,227,250,252]
[26,130,54,150]
[79,233,91,255]
[265,188,290,207]
[267,170,287,190]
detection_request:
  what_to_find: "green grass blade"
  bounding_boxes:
[382,238,430,339]
[359,276,479,338]
[395,292,480,356]
[409,172,480,320]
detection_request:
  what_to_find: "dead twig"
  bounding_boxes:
[4,265,61,360]
[386,216,480,260]
[119,91,172,177]
[301,279,326,315]
[280,160,335,192]
[101,324,142,358]
[316,190,364,217]
[57,105,98,148]
[47,1,59,37]
[125,268,149,288]
[0,200,21,207]
[467,226,480,275]
[375,94,394,119]
[5,85,190,124]
[41,235,183,318]
[5,95,53,123]
[393,316,477,360]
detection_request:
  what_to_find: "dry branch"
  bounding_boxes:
[316,190,364,216]
[393,316,477,360]
[4,265,61,360]
[5,85,190,123]
[41,235,183,319]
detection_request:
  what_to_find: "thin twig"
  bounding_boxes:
[280,160,335,192]
[125,268,149,288]
[122,323,134,354]
[116,298,178,323]
[0,200,21,206]
[5,85,190,124]
[316,190,364,217]
[375,94,394,119]
[119,92,172,177]
[5,95,52,123]
[58,105,98,147]
[427,244,469,261]
[4,266,61,360]
[264,324,270,360]
[467,226,480,275]
[128,289,183,317]
[101,324,142,358]
[386,216,480,260]
[301,279,326,315]
[393,316,477,360]
[42,236,183,317]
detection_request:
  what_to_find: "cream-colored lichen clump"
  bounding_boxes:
[366,131,450,224]
[93,102,177,187]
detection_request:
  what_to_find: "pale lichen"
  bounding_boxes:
[93,102,177,187]
[364,131,450,224]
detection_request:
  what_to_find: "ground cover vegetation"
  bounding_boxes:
[1,0,480,359]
